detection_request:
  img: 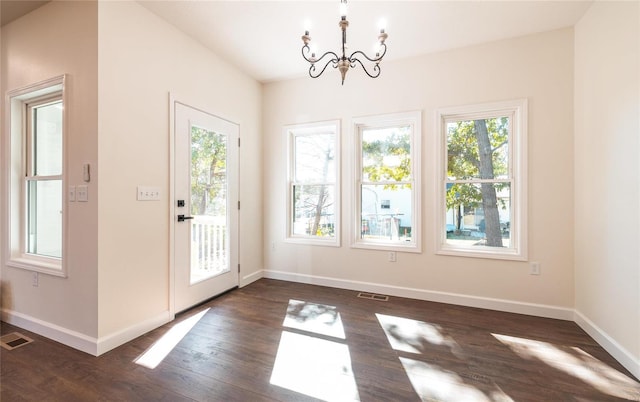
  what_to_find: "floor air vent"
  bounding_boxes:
[0,332,33,351]
[357,292,389,302]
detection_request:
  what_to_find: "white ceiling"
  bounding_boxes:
[2,1,593,82]
[139,1,593,83]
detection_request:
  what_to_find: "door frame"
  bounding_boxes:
[168,94,240,316]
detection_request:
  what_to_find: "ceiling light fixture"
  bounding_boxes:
[301,0,388,85]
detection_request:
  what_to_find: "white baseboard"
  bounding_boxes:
[96,311,172,356]
[262,269,574,320]
[574,310,640,380]
[1,308,98,355]
[1,308,173,356]
[240,269,263,287]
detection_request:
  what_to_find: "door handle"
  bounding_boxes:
[177,214,194,222]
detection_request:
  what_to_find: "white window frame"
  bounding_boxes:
[435,99,527,261]
[352,111,422,253]
[285,120,341,247]
[5,75,68,276]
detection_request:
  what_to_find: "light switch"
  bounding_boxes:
[137,186,161,201]
[68,185,76,202]
[77,185,88,202]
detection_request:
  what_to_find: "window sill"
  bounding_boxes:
[351,241,421,254]
[284,237,340,248]
[6,256,66,278]
[436,245,526,261]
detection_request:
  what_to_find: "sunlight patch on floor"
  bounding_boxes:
[283,299,346,339]
[493,333,640,400]
[376,313,463,357]
[270,331,360,401]
[135,308,209,369]
[399,357,512,402]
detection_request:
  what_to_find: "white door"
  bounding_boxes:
[174,102,239,313]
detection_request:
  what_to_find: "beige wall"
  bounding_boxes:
[1,0,262,353]
[574,1,640,377]
[1,1,99,338]
[263,28,575,312]
[97,2,263,338]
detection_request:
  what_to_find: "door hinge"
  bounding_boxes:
[238,201,240,210]
[238,264,240,273]
[238,137,240,147]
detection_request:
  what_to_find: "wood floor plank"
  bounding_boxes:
[2,279,639,401]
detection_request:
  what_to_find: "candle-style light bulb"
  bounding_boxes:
[339,0,348,18]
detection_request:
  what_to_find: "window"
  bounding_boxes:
[286,120,340,246]
[436,99,527,260]
[5,75,67,275]
[353,111,421,252]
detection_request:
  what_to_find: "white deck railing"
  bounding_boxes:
[191,215,226,277]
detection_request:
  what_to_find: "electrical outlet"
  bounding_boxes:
[32,272,39,287]
[388,252,397,262]
[530,262,541,275]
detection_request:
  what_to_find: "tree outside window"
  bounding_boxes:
[190,126,227,217]
[446,117,510,247]
[437,100,527,260]
[286,121,340,246]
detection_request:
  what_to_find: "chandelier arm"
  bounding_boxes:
[348,43,387,63]
[309,58,340,79]
[302,45,340,65]
[349,57,381,79]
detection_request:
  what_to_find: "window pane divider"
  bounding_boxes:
[445,179,512,184]
[25,175,62,181]
[361,181,413,186]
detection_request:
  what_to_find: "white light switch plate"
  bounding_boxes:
[137,186,161,201]
[68,185,76,202]
[77,185,88,202]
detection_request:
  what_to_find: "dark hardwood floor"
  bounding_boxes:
[2,279,639,401]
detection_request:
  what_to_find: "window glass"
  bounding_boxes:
[32,101,63,176]
[295,134,336,183]
[27,180,62,258]
[293,184,336,237]
[445,182,511,248]
[361,184,412,242]
[445,117,511,249]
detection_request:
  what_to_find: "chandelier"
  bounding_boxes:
[301,0,388,85]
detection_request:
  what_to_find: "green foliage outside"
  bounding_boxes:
[362,126,412,190]
[190,126,227,216]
